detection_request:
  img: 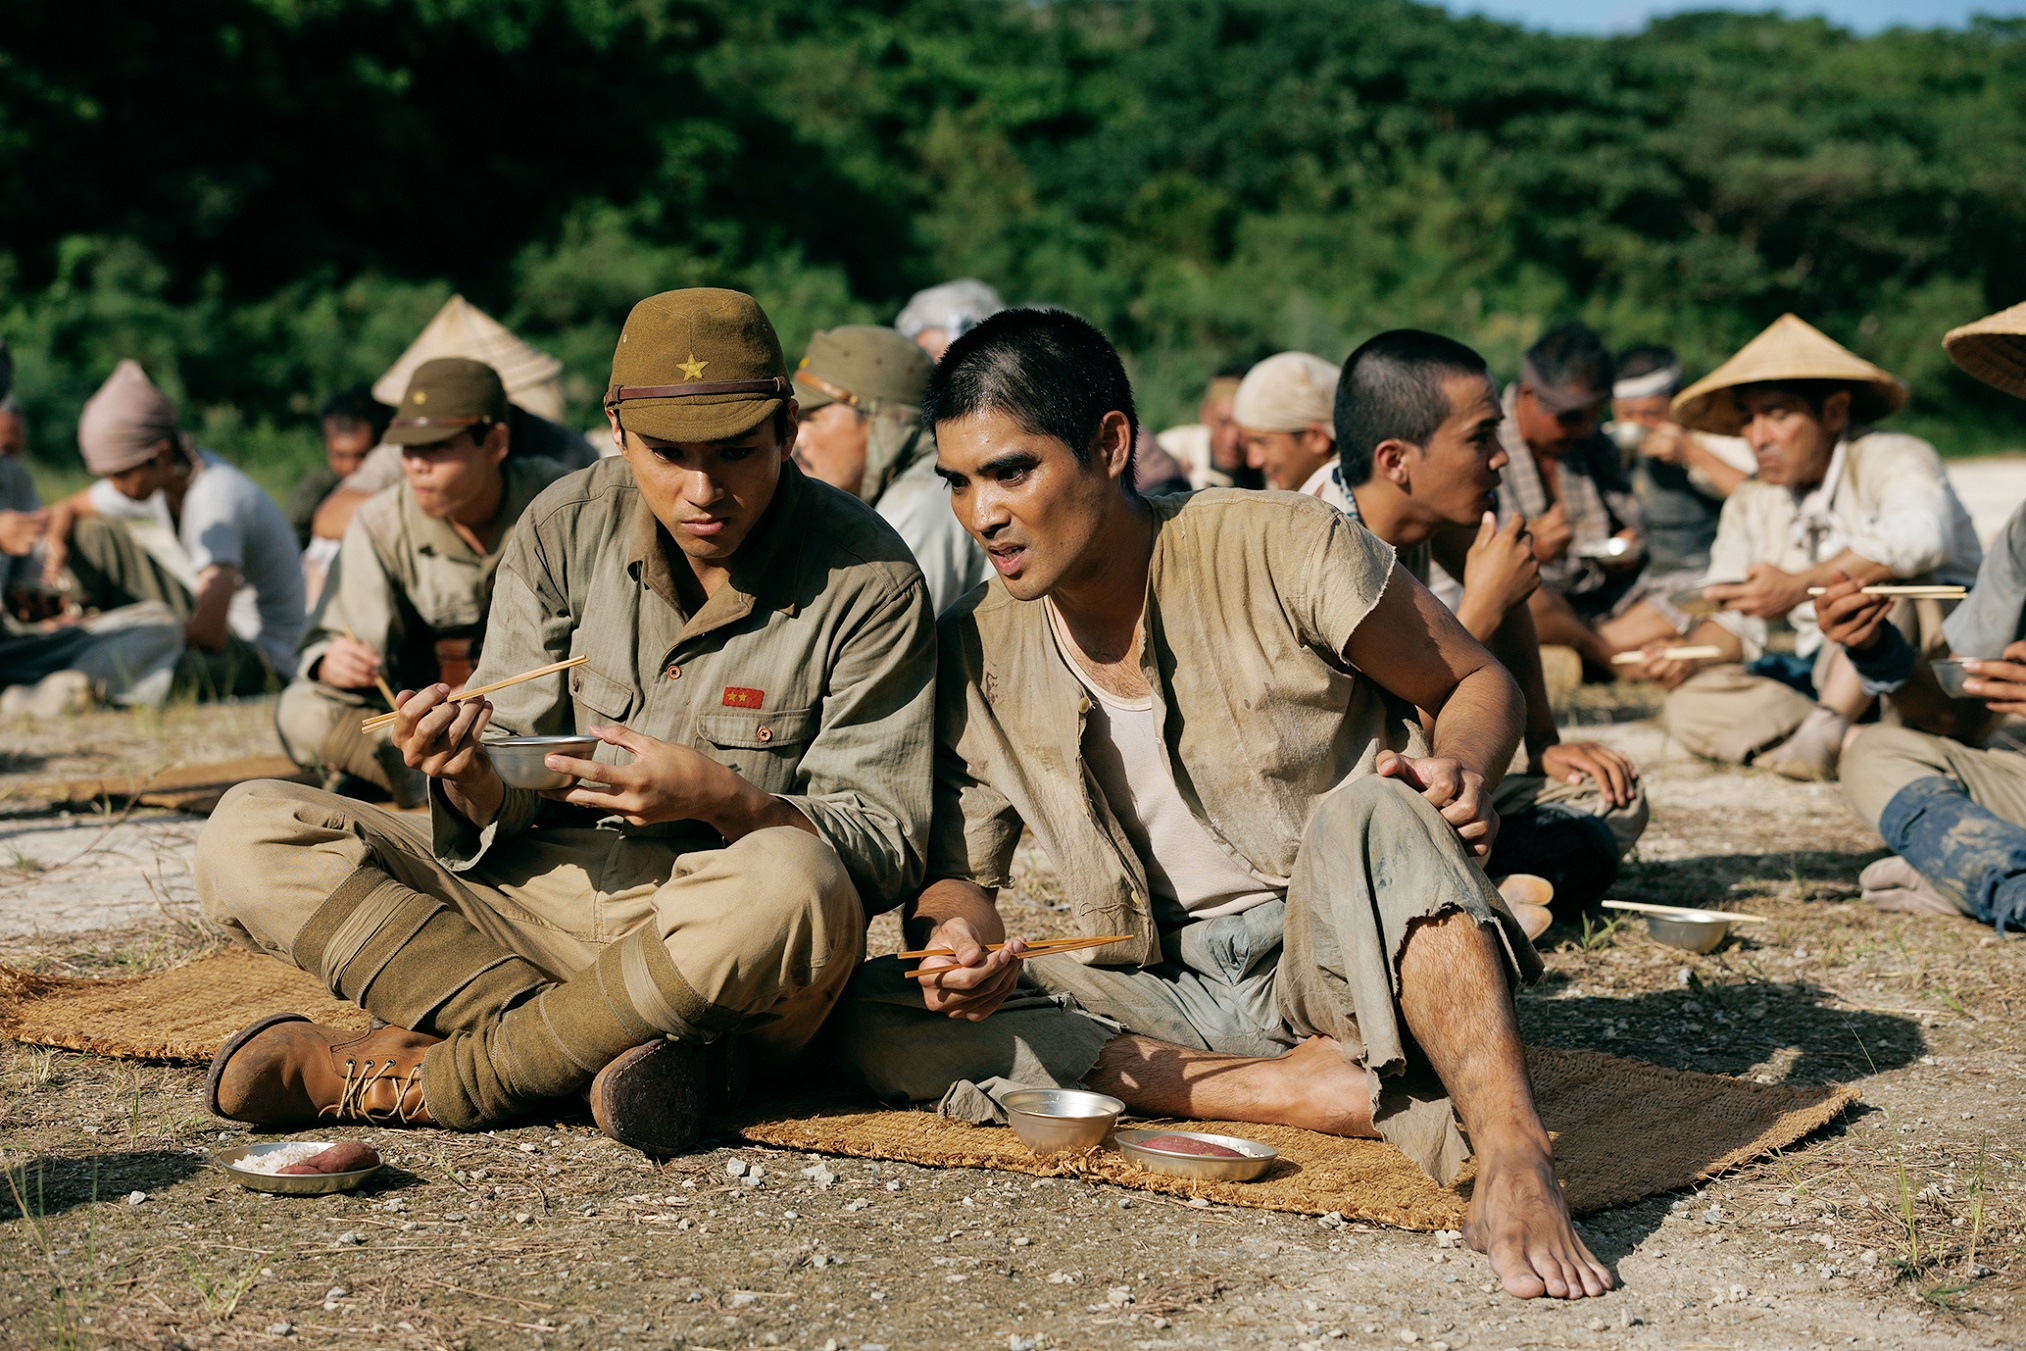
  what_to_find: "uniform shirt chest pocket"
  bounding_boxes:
[695,706,820,794]
[569,664,637,727]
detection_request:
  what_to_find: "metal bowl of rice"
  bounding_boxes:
[216,1140,381,1196]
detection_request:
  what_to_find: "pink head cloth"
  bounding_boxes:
[78,360,182,475]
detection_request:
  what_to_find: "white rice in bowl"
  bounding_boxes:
[231,1142,348,1174]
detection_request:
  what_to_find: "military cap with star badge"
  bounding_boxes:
[385,357,510,446]
[605,288,791,443]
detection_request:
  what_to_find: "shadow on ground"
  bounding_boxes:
[0,1148,204,1220]
[1622,849,1881,907]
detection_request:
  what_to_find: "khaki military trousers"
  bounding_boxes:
[273,680,425,805]
[198,780,864,1058]
[1665,598,1952,765]
[838,775,1540,1186]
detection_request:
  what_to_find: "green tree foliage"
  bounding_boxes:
[3,0,2023,492]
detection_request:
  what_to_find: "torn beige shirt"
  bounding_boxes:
[928,489,1426,968]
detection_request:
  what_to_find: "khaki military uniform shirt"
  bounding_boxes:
[929,489,1422,968]
[437,457,935,910]
[299,458,568,688]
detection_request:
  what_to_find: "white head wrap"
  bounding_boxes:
[1231,351,1339,433]
[894,280,1004,342]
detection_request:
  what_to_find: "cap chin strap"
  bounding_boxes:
[605,376,790,406]
[792,369,861,410]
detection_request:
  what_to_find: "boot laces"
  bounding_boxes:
[326,1056,425,1124]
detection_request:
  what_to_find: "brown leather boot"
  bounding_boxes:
[589,1041,707,1157]
[208,1013,439,1127]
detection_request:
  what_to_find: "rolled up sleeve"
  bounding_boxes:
[777,577,937,912]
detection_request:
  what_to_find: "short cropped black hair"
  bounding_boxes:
[319,386,392,442]
[1333,330,1491,486]
[1525,322,1614,398]
[924,308,1138,472]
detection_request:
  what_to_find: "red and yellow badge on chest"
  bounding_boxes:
[721,686,765,709]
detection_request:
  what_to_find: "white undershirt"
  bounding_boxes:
[1045,599,1281,922]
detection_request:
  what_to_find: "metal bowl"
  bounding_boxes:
[1930,659,1975,699]
[484,734,601,790]
[1001,1088,1124,1154]
[1669,585,1725,619]
[216,1140,382,1196]
[1115,1129,1278,1182]
[1640,907,1735,954]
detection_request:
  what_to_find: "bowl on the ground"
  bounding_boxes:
[1001,1088,1124,1154]
[1931,658,1976,699]
[1638,906,1736,954]
[1115,1129,1278,1182]
[484,734,601,790]
[217,1140,382,1196]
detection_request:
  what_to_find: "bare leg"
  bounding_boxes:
[1816,647,1876,722]
[1526,586,1615,669]
[1084,1034,1378,1138]
[1401,910,1613,1299]
[1595,600,1680,658]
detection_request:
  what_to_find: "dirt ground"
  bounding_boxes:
[1,694,2022,1351]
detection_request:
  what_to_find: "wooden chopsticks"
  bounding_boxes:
[900,932,1132,979]
[1610,645,1725,665]
[342,625,400,711]
[359,656,588,733]
[1804,585,1967,599]
[1602,899,1769,922]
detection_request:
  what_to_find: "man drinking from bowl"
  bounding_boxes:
[838,308,1613,1301]
[195,288,935,1155]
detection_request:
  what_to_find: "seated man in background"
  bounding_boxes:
[1631,315,1982,781]
[792,324,988,614]
[287,388,389,548]
[0,396,46,615]
[1231,351,1340,492]
[1827,300,2026,929]
[1157,367,1258,489]
[843,308,1613,1302]
[1598,345,1757,654]
[275,359,570,806]
[1493,323,1646,672]
[198,288,933,1157]
[1321,329,1646,922]
[38,360,303,698]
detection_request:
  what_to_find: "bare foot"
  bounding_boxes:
[1261,1036,1379,1137]
[1462,1146,1615,1299]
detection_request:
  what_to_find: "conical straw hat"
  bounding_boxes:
[374,295,566,421]
[1943,301,2026,401]
[1671,313,1907,436]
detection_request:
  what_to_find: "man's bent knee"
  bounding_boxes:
[716,826,860,933]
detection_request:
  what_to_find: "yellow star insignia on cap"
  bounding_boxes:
[412,391,427,404]
[678,354,708,381]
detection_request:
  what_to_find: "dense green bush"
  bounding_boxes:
[5,0,2024,498]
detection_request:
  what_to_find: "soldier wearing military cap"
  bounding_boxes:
[273,358,572,805]
[794,324,987,613]
[197,288,935,1155]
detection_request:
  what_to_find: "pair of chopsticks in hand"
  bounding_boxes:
[898,933,1132,981]
[358,656,588,733]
